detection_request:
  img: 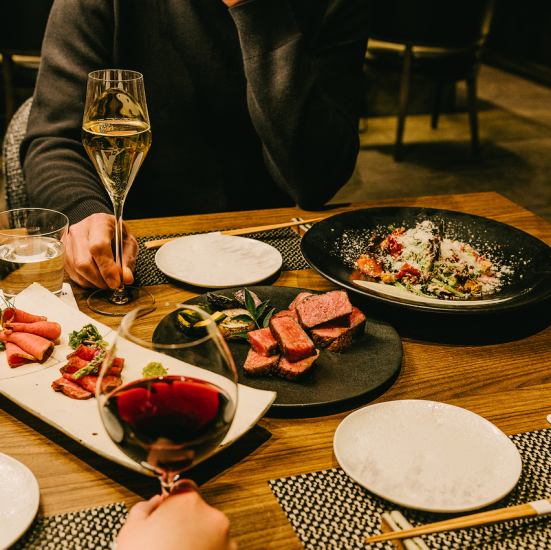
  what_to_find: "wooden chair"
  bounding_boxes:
[1,1,53,125]
[365,0,495,161]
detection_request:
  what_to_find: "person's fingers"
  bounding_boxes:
[121,231,138,285]
[64,232,105,288]
[170,479,198,496]
[126,494,164,521]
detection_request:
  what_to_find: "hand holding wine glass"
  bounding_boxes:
[82,69,153,315]
[97,303,239,494]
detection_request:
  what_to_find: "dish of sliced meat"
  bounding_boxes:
[153,286,402,416]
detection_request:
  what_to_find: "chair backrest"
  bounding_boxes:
[367,0,495,50]
[2,97,33,209]
[0,1,54,55]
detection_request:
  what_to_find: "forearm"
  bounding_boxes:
[230,0,367,208]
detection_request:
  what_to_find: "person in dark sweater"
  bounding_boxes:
[22,0,368,289]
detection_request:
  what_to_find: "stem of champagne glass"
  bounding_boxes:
[110,198,129,305]
[159,472,198,495]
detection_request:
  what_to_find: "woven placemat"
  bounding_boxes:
[135,228,309,287]
[12,502,127,549]
[269,429,551,549]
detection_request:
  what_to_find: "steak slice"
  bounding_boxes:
[269,316,315,362]
[247,328,278,356]
[275,349,320,380]
[243,348,280,376]
[272,309,298,321]
[296,290,353,329]
[52,377,93,399]
[289,292,314,310]
[310,307,366,352]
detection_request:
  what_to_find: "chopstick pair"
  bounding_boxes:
[366,498,551,545]
[143,216,325,250]
[381,511,429,550]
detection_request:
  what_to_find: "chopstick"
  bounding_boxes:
[144,217,326,250]
[365,498,551,545]
[381,511,429,550]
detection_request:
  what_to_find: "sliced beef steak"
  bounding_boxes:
[269,316,315,361]
[247,327,278,356]
[243,348,280,376]
[310,307,366,352]
[289,292,314,310]
[52,377,93,399]
[275,349,320,380]
[295,290,353,329]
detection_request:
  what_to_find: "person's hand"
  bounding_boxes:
[116,490,236,550]
[63,213,137,289]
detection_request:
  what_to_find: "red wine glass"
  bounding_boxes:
[96,302,238,494]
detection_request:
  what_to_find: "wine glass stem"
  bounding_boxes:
[111,200,129,304]
[159,472,197,495]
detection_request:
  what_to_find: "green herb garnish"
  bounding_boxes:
[69,323,108,350]
[142,362,168,378]
[72,350,106,379]
[243,288,275,329]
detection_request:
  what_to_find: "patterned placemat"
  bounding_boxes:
[135,228,309,287]
[269,429,551,549]
[12,502,127,549]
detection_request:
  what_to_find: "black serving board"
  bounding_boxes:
[153,286,402,417]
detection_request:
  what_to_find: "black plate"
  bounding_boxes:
[301,207,551,317]
[153,286,402,417]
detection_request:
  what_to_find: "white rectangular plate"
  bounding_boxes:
[0,284,276,474]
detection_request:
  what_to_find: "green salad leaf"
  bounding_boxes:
[69,323,107,350]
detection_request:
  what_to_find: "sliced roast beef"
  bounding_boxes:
[4,320,62,341]
[243,348,280,376]
[247,328,278,356]
[310,307,366,352]
[275,349,320,380]
[2,308,47,324]
[269,316,315,362]
[52,377,93,399]
[5,342,35,367]
[295,290,353,329]
[0,331,53,361]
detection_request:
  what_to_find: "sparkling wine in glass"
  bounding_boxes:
[82,69,153,316]
[97,303,238,493]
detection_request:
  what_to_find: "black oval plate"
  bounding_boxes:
[154,286,402,417]
[301,207,551,316]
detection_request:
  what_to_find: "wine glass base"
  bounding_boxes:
[87,285,155,316]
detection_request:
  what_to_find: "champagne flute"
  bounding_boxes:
[97,303,239,494]
[82,69,153,316]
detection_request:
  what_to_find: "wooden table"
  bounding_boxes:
[1,192,550,549]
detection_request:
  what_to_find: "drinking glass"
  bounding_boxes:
[0,208,68,297]
[82,69,153,316]
[97,302,239,494]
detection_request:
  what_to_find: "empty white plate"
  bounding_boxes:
[155,232,283,288]
[0,453,40,549]
[333,400,522,513]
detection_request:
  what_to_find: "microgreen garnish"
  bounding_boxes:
[69,323,108,350]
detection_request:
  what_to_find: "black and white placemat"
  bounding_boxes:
[269,429,551,549]
[12,502,127,549]
[135,228,309,287]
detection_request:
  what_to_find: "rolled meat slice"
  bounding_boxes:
[4,321,62,341]
[2,308,47,324]
[1,331,54,361]
[5,342,35,367]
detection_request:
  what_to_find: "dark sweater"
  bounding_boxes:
[22,0,368,224]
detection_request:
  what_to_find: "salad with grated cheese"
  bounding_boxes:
[354,220,508,300]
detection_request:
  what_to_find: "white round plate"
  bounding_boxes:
[333,400,522,513]
[155,232,283,288]
[0,453,40,549]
